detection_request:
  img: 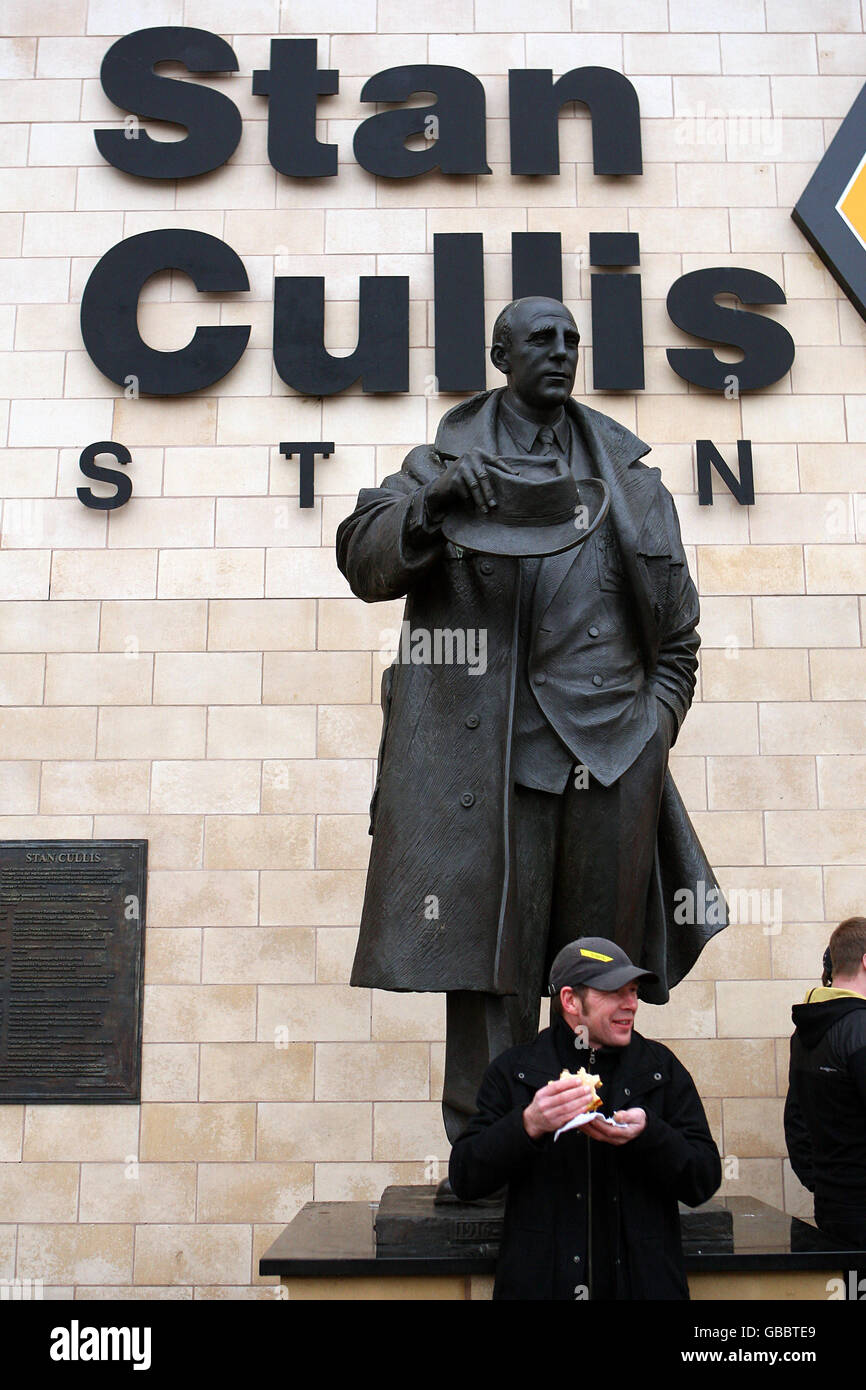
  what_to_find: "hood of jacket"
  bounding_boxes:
[791,988,866,1048]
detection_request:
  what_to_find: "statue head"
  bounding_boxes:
[490,297,580,415]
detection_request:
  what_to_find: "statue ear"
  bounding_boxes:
[490,342,509,375]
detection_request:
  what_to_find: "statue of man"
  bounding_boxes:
[337,296,725,1143]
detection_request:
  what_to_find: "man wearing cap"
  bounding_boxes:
[337,295,724,1144]
[449,937,721,1300]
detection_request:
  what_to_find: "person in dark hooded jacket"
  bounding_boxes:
[785,916,866,1247]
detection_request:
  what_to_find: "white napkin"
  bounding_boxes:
[554,1112,628,1140]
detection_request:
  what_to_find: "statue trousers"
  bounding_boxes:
[442,710,673,1144]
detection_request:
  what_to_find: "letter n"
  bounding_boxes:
[696,440,755,506]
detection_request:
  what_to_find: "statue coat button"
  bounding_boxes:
[592,674,603,686]
[588,625,599,638]
[465,714,479,728]
[534,672,546,685]
[480,560,494,575]
[460,792,475,808]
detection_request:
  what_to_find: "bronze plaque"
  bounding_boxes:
[0,840,147,1102]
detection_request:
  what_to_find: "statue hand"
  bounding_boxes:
[425,448,504,524]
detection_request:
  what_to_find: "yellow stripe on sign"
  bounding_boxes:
[580,949,613,962]
[838,152,866,251]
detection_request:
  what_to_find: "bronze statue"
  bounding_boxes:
[337,297,725,1142]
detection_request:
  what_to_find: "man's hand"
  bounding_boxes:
[522,1076,597,1140]
[582,1107,647,1146]
[424,448,507,524]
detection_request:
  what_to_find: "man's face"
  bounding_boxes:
[497,300,580,411]
[571,982,639,1049]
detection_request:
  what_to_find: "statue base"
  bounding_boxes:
[373,1184,734,1258]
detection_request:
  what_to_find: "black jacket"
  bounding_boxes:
[784,989,866,1223]
[448,1020,721,1300]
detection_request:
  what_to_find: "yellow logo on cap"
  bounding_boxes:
[580,949,613,962]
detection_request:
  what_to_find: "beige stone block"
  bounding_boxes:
[760,703,866,755]
[158,549,264,600]
[207,705,316,759]
[771,923,836,982]
[153,653,261,706]
[79,1163,196,1224]
[741,393,847,442]
[670,1040,776,1099]
[313,1161,424,1203]
[148,869,259,929]
[707,756,816,811]
[164,445,268,497]
[207,598,315,652]
[0,815,91,840]
[0,550,50,598]
[806,544,866,595]
[315,927,360,983]
[24,1106,140,1162]
[719,1158,784,1210]
[134,1224,251,1286]
[113,398,215,447]
[749,494,855,547]
[0,449,57,498]
[317,705,383,760]
[140,1104,255,1162]
[669,703,758,757]
[151,761,261,814]
[0,1107,23,1162]
[636,394,741,445]
[202,927,315,984]
[266,547,352,600]
[315,1043,429,1101]
[689,811,765,866]
[667,757,707,812]
[262,760,372,815]
[371,992,446,1043]
[698,546,804,596]
[685,922,772,982]
[0,708,96,759]
[716,980,810,1038]
[197,1164,313,1224]
[799,443,866,492]
[715,866,825,925]
[812,650,866,700]
[315,815,371,871]
[754,596,860,648]
[317,598,406,651]
[144,984,256,1043]
[16,1225,133,1286]
[723,1098,787,1160]
[204,815,313,872]
[0,1163,79,1221]
[144,929,202,986]
[44,653,152,705]
[825,866,866,923]
[262,652,371,705]
[766,811,866,867]
[257,1102,371,1163]
[700,649,810,703]
[216,497,321,549]
[99,600,208,652]
[77,1286,192,1301]
[140,1045,199,1104]
[3,500,101,552]
[260,870,366,928]
[40,760,150,814]
[373,1103,450,1162]
[638,983,716,1040]
[0,760,39,813]
[257,984,370,1043]
[107,498,214,551]
[97,707,206,761]
[817,754,866,808]
[51,550,158,601]
[216,394,322,449]
[697,597,753,650]
[199,1042,313,1103]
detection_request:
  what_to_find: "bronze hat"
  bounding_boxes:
[440,455,610,558]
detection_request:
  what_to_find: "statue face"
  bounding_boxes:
[497,299,580,412]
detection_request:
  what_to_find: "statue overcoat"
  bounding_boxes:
[336,390,726,1004]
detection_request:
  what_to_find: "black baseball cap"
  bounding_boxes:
[549,937,659,995]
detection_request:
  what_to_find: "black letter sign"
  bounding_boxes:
[354,66,490,178]
[666,268,795,392]
[95,27,242,179]
[80,230,250,395]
